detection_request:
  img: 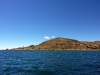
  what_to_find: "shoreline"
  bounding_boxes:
[6,49,100,51]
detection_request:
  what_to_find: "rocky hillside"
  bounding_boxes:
[34,37,81,50]
[11,37,100,50]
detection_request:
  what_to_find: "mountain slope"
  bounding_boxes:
[11,37,100,50]
[34,37,81,50]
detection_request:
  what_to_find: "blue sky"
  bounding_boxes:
[0,0,100,49]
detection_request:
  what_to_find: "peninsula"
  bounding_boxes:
[10,37,100,50]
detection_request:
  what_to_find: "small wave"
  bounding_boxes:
[37,70,55,75]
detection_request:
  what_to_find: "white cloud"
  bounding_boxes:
[44,35,55,39]
[44,36,50,39]
[52,36,55,38]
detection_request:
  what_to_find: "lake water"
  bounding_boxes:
[0,50,100,75]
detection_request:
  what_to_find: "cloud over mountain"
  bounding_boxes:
[44,36,50,39]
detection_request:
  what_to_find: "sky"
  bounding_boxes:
[0,0,100,49]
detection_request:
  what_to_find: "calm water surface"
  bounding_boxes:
[0,50,100,75]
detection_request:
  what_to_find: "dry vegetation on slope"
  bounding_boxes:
[11,37,100,50]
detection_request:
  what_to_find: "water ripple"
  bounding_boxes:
[0,50,100,75]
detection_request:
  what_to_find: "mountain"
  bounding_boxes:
[11,37,100,50]
[34,37,81,50]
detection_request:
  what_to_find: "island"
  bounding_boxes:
[10,37,100,50]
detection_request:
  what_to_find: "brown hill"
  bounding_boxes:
[11,37,100,50]
[34,37,100,50]
[34,37,82,50]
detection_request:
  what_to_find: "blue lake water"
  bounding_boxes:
[0,50,100,75]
